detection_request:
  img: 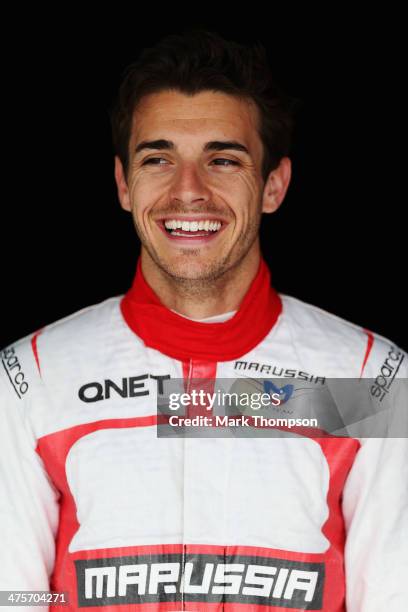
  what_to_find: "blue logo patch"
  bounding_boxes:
[263,380,294,403]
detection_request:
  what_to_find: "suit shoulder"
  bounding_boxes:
[280,293,407,377]
[0,295,124,399]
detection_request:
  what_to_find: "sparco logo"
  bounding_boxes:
[234,361,325,385]
[371,346,405,402]
[78,374,170,403]
[1,346,29,398]
[75,552,324,609]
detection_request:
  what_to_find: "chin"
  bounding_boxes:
[160,255,225,282]
[169,262,213,281]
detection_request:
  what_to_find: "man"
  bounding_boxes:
[0,29,406,612]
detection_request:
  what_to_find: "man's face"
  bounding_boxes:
[115,89,290,281]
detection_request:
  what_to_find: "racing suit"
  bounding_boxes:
[0,256,407,611]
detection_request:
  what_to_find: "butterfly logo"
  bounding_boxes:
[263,380,294,404]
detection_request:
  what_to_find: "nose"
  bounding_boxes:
[168,162,212,207]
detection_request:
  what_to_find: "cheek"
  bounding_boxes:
[223,175,261,222]
[128,180,158,226]
[238,172,261,199]
[222,172,260,203]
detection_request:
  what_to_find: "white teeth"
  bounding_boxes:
[163,219,222,232]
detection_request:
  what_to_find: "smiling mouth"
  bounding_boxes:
[158,218,225,240]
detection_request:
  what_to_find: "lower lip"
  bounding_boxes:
[156,222,226,246]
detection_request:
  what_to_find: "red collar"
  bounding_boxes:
[120,258,282,362]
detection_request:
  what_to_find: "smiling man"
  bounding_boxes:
[0,29,407,612]
[114,88,290,316]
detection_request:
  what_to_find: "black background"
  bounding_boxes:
[2,10,406,350]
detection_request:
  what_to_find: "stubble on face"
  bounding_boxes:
[125,90,265,298]
[130,198,264,299]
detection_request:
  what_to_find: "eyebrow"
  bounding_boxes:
[134,139,250,156]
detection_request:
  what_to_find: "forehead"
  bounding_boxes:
[130,89,261,150]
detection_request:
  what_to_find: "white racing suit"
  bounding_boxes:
[0,257,407,611]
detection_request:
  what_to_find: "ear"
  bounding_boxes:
[261,157,292,214]
[114,155,131,212]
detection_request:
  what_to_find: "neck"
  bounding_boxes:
[140,247,261,319]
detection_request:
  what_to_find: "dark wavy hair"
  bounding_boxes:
[109,29,302,183]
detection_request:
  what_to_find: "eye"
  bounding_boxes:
[142,157,168,165]
[211,158,240,166]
